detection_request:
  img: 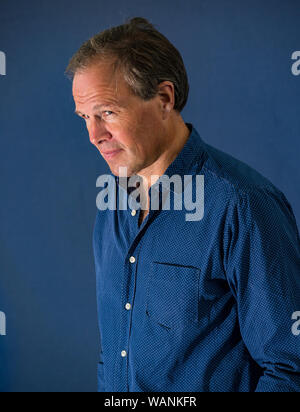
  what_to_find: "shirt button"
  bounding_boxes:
[125,303,131,311]
[131,210,137,217]
[129,256,136,264]
[121,350,127,358]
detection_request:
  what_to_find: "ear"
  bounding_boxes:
[157,81,175,118]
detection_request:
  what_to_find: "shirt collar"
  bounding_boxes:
[162,122,205,180]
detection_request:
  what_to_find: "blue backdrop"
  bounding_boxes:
[0,0,299,392]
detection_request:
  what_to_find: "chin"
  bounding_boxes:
[109,165,129,178]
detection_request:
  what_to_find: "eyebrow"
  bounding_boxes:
[75,103,118,116]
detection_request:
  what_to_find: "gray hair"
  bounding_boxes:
[65,17,190,112]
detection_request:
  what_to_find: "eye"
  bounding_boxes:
[102,110,114,117]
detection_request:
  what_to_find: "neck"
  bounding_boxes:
[138,117,191,191]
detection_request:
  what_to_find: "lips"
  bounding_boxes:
[101,149,123,159]
[102,149,121,154]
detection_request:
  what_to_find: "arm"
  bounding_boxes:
[225,187,300,392]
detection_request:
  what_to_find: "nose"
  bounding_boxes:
[87,118,112,146]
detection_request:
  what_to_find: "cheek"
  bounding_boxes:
[111,121,139,149]
[113,129,134,147]
[112,110,157,154]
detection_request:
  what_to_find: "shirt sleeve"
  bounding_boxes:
[225,186,300,392]
[97,352,105,392]
[94,210,106,392]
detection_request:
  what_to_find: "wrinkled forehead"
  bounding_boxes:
[72,60,129,99]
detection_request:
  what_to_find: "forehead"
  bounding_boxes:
[72,61,131,101]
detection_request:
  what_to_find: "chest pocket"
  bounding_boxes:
[146,261,200,329]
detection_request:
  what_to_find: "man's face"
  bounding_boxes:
[72,60,168,177]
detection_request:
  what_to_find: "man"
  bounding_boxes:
[66,17,300,392]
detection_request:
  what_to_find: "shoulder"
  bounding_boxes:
[194,139,298,231]
[198,140,278,197]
